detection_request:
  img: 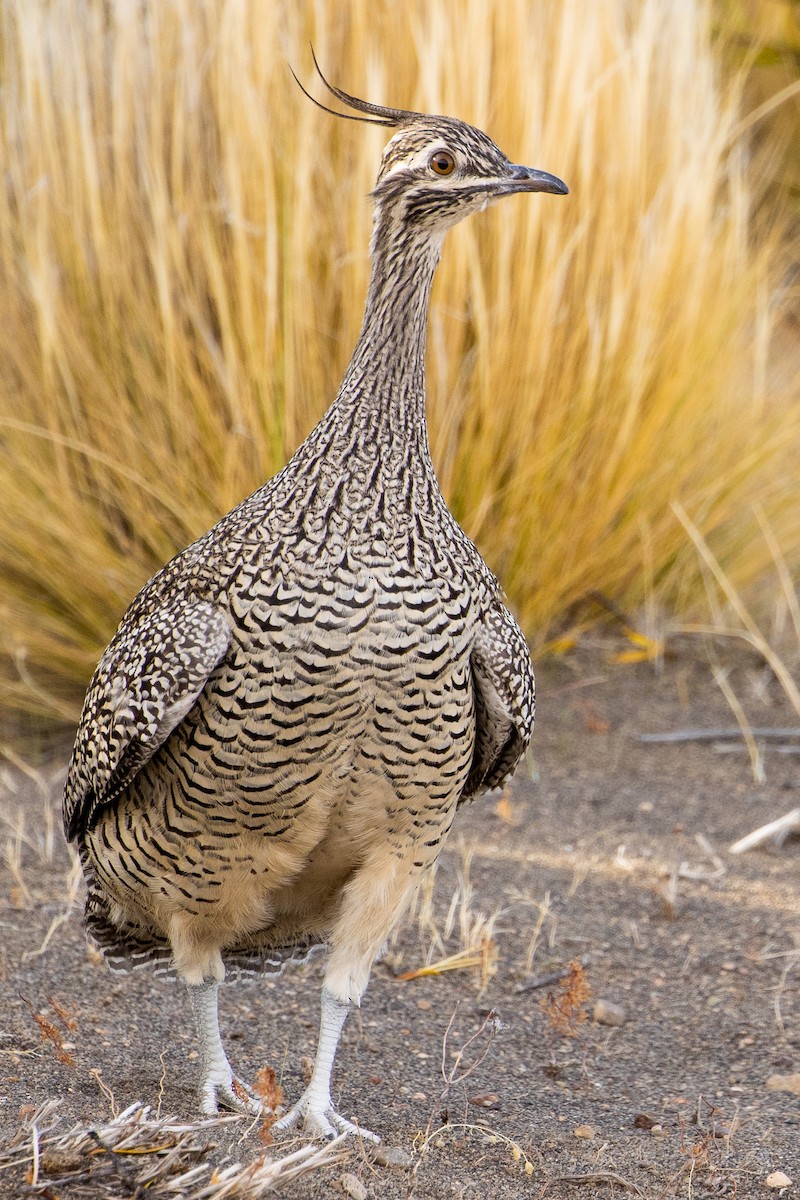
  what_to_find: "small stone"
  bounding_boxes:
[371,1145,414,1169]
[573,1124,595,1139]
[593,999,626,1027]
[650,1124,668,1138]
[469,1092,500,1109]
[416,998,432,1010]
[766,1073,800,1096]
[411,1091,427,1101]
[340,1172,368,1200]
[765,1171,792,1189]
[633,1113,657,1130]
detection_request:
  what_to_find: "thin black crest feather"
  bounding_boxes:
[289,46,420,128]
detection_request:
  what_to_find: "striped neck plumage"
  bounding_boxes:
[327,216,445,469]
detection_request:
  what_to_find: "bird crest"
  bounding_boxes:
[290,46,419,128]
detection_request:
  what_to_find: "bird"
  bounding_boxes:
[63,58,567,1142]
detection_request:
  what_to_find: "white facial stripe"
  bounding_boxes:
[380,144,460,180]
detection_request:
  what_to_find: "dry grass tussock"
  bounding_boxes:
[0,1100,346,1198]
[0,0,798,720]
[390,836,560,992]
[391,840,503,991]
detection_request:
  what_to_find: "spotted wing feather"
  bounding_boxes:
[63,599,230,841]
[462,603,535,802]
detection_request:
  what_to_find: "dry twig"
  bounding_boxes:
[515,954,591,994]
[0,1100,345,1198]
[730,809,800,854]
[548,1170,644,1195]
[634,727,800,743]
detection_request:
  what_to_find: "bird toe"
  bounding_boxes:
[326,1110,380,1143]
[274,1096,378,1143]
[201,1074,263,1117]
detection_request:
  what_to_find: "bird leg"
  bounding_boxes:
[187,979,261,1116]
[274,986,378,1142]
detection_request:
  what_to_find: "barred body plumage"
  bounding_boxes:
[63,62,564,1139]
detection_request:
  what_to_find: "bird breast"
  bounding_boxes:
[84,562,481,956]
[140,563,480,858]
[216,563,477,777]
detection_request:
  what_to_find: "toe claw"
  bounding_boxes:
[201,1073,263,1117]
[274,1096,378,1142]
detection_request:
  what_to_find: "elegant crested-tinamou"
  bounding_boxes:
[64,62,567,1141]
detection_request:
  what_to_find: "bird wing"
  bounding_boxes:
[461,603,535,802]
[63,598,231,841]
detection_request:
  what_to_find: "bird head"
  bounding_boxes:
[294,53,568,240]
[373,118,567,233]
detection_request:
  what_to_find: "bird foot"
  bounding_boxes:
[200,1070,263,1117]
[274,1090,379,1143]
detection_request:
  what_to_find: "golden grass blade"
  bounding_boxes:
[754,503,800,647]
[710,663,765,784]
[730,75,800,141]
[672,504,800,717]
[396,942,494,981]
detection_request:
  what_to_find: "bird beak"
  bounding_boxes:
[502,165,569,195]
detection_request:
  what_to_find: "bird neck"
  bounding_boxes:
[317,223,445,473]
[350,223,444,394]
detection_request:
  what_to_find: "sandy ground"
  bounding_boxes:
[0,643,798,1198]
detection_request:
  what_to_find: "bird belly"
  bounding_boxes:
[85,573,477,979]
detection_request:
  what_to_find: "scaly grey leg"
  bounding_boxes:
[186,979,260,1116]
[274,986,378,1141]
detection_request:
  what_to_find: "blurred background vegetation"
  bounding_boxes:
[0,0,798,726]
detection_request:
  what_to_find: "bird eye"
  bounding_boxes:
[429,150,456,176]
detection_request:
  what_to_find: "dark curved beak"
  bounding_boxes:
[504,164,569,195]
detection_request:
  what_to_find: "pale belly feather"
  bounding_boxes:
[85,575,477,977]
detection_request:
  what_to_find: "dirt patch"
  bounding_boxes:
[1,645,798,1198]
